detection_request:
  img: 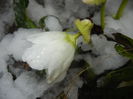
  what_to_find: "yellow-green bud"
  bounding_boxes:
[75,19,93,43]
[82,0,106,5]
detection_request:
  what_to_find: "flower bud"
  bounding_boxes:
[82,0,106,5]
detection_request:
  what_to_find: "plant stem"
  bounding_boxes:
[100,1,106,30]
[73,32,81,40]
[114,0,128,20]
[66,32,81,48]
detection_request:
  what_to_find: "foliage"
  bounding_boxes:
[102,61,133,88]
[39,16,47,29]
[13,0,37,28]
[114,33,133,59]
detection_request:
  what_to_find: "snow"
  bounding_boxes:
[81,35,128,74]
[105,0,122,16]
[105,0,133,38]
[8,29,42,61]
[27,0,94,28]
[0,28,81,99]
[0,29,49,99]
[92,0,133,38]
[0,34,13,72]
[0,33,27,99]
[42,68,83,99]
[44,16,63,31]
[0,0,133,98]
[63,69,83,99]
[15,71,51,99]
[0,73,27,99]
[27,0,57,24]
[0,33,82,99]
[14,68,83,99]
[105,10,133,38]
[4,15,64,62]
[0,0,14,39]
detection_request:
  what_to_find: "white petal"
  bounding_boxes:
[26,31,65,44]
[22,32,75,83]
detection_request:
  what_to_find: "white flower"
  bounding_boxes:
[22,31,76,83]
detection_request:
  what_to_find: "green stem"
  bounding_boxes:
[66,32,81,48]
[73,32,81,40]
[100,2,106,30]
[114,0,128,20]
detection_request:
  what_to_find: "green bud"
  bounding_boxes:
[75,19,93,43]
[82,0,106,5]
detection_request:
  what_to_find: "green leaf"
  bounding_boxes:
[36,69,46,77]
[13,0,37,28]
[115,44,133,59]
[117,80,133,88]
[103,61,133,88]
[113,33,133,48]
[39,16,47,29]
[85,64,96,81]
[114,33,133,59]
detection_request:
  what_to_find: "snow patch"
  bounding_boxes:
[82,35,128,74]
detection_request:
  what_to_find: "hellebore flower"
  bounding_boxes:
[22,31,78,83]
[22,19,93,83]
[82,0,106,5]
